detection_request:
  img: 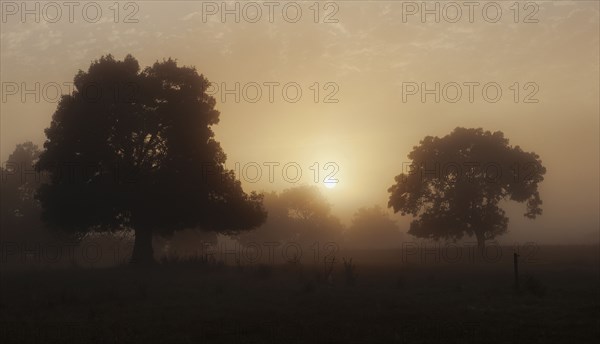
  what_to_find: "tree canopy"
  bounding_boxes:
[35,54,266,264]
[388,127,546,248]
[237,186,343,249]
[344,206,403,250]
[1,142,50,244]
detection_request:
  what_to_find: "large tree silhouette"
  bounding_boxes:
[388,128,546,248]
[35,55,266,265]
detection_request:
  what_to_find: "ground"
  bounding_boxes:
[0,245,598,343]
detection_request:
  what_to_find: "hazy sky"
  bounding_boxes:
[1,1,598,243]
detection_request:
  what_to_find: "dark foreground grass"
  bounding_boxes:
[0,248,598,344]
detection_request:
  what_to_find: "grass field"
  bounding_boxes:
[0,245,598,343]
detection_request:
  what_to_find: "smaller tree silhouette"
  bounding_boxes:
[388,128,546,248]
[344,206,402,249]
[237,186,343,249]
[1,142,49,243]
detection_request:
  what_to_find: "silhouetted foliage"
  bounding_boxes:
[344,205,403,249]
[237,186,343,250]
[0,142,54,245]
[35,54,266,265]
[388,127,546,248]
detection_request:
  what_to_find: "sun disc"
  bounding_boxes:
[324,180,337,189]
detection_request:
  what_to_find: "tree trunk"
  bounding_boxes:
[130,228,155,266]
